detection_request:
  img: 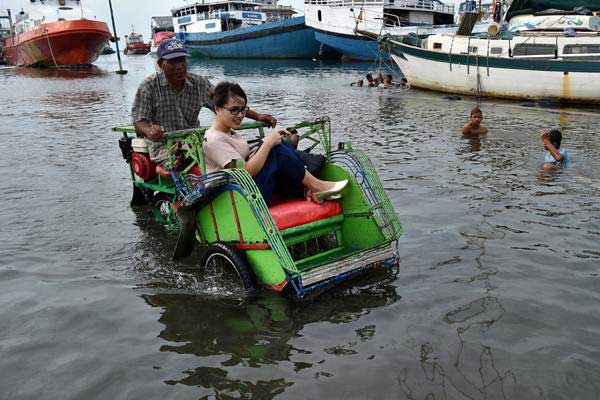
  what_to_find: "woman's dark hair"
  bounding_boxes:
[548,129,562,148]
[211,81,247,107]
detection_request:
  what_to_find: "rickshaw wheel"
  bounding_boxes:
[201,242,257,296]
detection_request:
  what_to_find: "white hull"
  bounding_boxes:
[389,38,600,103]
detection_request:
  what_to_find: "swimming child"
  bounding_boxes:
[365,74,376,87]
[541,128,571,170]
[381,74,394,88]
[461,107,488,136]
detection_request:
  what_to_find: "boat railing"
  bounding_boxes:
[305,0,383,7]
[388,0,454,14]
[189,9,264,22]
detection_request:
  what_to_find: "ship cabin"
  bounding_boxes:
[172,0,294,35]
[383,0,455,28]
[151,16,175,35]
[12,0,90,34]
[0,13,11,38]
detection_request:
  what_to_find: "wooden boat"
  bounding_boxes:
[382,0,600,103]
[172,1,321,59]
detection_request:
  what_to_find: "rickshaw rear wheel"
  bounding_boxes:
[201,242,257,296]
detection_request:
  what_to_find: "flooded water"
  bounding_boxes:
[1,54,599,399]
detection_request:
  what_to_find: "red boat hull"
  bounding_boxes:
[1,19,111,67]
[124,43,150,55]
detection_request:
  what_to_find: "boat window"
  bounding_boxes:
[469,46,478,53]
[433,42,442,50]
[490,47,502,55]
[563,44,600,54]
[58,7,73,10]
[513,43,555,56]
[318,10,322,21]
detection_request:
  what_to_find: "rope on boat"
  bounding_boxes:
[350,4,402,80]
[44,28,58,67]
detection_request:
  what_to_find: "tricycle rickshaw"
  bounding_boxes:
[114,117,402,298]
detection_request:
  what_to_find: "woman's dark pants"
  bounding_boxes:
[253,142,306,205]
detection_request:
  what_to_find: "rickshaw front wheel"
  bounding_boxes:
[201,242,257,296]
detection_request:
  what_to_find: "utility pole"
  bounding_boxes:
[107,0,127,75]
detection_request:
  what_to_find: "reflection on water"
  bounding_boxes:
[143,275,399,398]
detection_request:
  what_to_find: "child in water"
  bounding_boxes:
[461,107,488,136]
[541,128,571,170]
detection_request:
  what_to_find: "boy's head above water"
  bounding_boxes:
[470,107,483,127]
[547,129,562,149]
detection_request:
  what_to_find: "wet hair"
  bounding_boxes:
[548,129,562,148]
[366,73,373,80]
[211,81,247,107]
[400,77,408,83]
[470,107,483,117]
[385,74,393,80]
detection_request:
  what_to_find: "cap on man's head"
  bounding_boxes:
[157,39,189,60]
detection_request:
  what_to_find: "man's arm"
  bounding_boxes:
[246,109,277,128]
[132,81,164,141]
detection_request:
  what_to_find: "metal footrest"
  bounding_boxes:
[300,243,398,287]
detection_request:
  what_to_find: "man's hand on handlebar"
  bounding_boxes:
[146,123,165,142]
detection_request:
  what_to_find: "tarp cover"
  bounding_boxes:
[506,0,600,20]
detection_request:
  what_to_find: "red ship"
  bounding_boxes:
[124,28,150,55]
[0,1,111,67]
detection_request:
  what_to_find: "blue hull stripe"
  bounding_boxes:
[179,16,321,59]
[314,29,389,61]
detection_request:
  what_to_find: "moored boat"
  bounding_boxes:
[173,0,322,59]
[382,1,600,104]
[0,0,111,67]
[150,16,175,54]
[124,27,151,55]
[304,0,458,61]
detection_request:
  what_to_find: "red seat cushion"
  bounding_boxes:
[269,199,342,231]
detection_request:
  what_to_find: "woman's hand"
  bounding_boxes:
[264,130,283,149]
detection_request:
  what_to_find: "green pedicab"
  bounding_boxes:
[114,117,402,298]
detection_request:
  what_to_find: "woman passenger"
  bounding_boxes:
[203,82,347,205]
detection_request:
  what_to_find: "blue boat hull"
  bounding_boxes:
[179,16,321,59]
[314,30,390,62]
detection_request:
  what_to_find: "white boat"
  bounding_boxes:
[149,16,175,54]
[304,0,457,61]
[383,0,600,104]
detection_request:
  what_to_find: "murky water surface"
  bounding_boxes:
[1,55,599,399]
